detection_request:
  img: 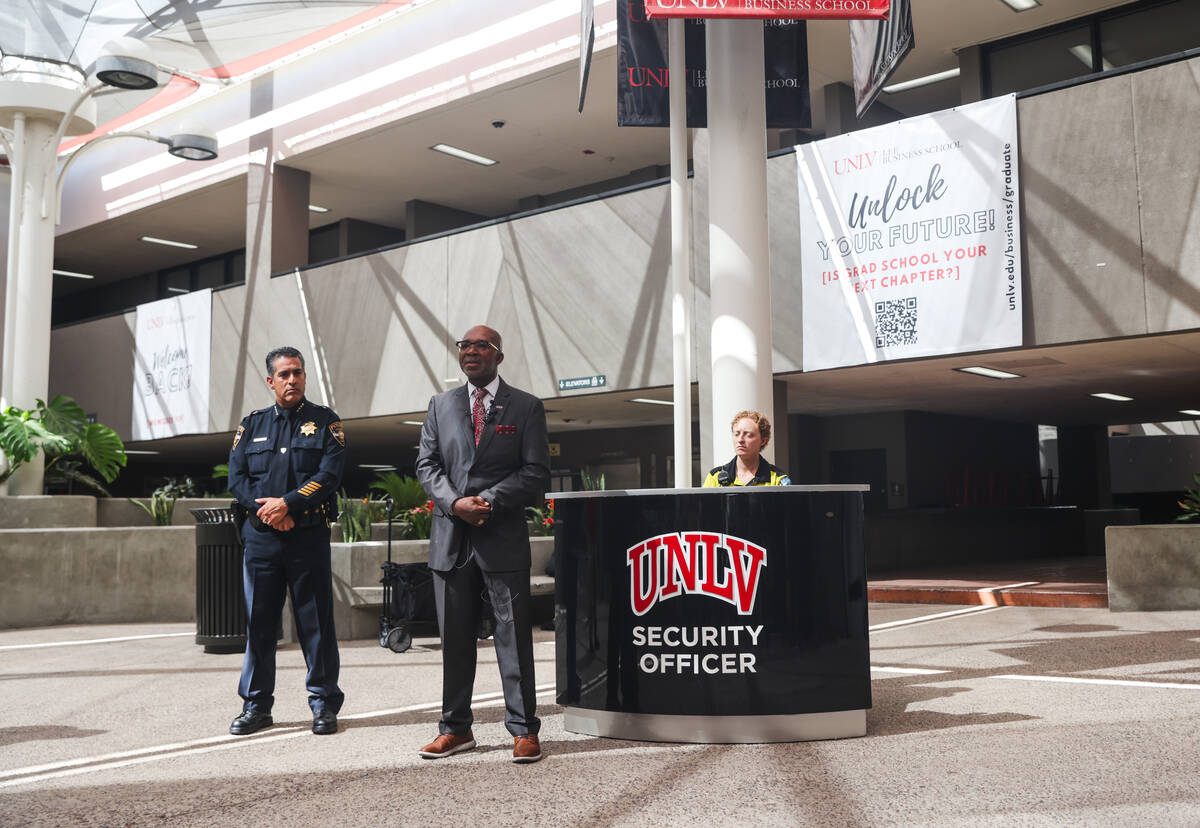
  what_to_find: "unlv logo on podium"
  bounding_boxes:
[627,532,767,616]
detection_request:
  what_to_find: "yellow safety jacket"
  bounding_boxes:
[702,457,791,487]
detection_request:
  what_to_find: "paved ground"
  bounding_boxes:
[3,603,1200,827]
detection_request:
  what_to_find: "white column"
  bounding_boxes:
[3,115,58,495]
[669,19,693,487]
[706,20,775,463]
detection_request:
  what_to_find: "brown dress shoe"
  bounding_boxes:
[512,734,542,764]
[418,731,476,759]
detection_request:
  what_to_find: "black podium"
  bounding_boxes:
[550,486,871,743]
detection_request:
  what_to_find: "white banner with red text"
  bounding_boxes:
[796,95,1021,372]
[131,289,212,441]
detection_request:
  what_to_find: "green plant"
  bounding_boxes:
[526,500,555,536]
[0,395,126,490]
[128,490,177,525]
[580,469,606,491]
[368,472,427,517]
[337,491,372,543]
[402,500,434,540]
[210,463,233,497]
[1176,473,1200,523]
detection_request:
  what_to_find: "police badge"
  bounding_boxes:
[300,421,317,436]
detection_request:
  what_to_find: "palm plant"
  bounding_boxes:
[129,490,177,525]
[337,491,372,543]
[1176,473,1200,523]
[368,471,427,517]
[0,395,126,493]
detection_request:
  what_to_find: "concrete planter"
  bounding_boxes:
[1107,523,1200,611]
[0,495,97,529]
[0,525,196,628]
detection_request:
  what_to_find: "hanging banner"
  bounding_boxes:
[644,0,889,20]
[850,0,913,118]
[131,289,212,441]
[796,96,1021,372]
[618,0,809,128]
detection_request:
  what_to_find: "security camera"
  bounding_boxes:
[491,120,506,129]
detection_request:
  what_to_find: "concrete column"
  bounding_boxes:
[706,20,774,466]
[958,46,985,104]
[3,115,59,494]
[691,127,713,474]
[669,18,693,488]
[1056,425,1113,507]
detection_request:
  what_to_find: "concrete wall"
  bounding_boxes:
[0,526,195,628]
[1108,524,1200,611]
[98,498,231,526]
[0,495,96,528]
[46,58,1200,444]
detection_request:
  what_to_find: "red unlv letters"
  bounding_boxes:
[627,532,767,616]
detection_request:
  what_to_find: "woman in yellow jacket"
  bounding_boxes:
[702,410,791,487]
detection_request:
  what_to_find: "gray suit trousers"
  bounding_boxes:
[433,553,540,737]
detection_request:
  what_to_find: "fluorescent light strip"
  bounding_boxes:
[999,0,1040,11]
[882,67,960,95]
[52,268,94,279]
[308,204,329,213]
[1179,410,1200,417]
[166,287,189,294]
[402,420,424,426]
[358,464,394,469]
[430,143,497,166]
[955,366,1023,380]
[123,450,160,455]
[629,398,673,406]
[140,235,197,249]
[1092,392,1133,402]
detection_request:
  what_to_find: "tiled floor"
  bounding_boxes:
[867,556,1109,608]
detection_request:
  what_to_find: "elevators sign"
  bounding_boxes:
[796,95,1022,371]
[644,0,889,19]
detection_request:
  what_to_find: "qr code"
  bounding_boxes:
[875,297,917,348]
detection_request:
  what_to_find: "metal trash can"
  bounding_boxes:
[192,507,246,654]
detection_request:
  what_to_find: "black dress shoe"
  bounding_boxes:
[312,709,338,735]
[229,709,273,736]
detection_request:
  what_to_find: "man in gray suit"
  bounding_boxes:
[415,324,550,763]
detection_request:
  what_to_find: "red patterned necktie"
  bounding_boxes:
[472,387,487,445]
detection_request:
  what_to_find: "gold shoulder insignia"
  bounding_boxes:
[329,420,345,447]
[300,421,317,437]
[232,425,245,450]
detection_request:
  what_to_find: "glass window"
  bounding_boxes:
[194,258,226,290]
[987,25,1094,96]
[1101,0,1200,67]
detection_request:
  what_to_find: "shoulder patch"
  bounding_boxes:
[232,425,245,450]
[329,421,345,447]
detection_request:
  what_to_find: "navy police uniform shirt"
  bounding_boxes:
[228,398,346,527]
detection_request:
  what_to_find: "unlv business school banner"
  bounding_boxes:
[132,289,212,441]
[644,0,889,20]
[850,0,913,118]
[618,0,810,128]
[796,96,1021,372]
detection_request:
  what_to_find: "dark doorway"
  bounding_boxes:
[830,448,887,513]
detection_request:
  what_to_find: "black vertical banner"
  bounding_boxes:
[617,0,810,129]
[850,0,914,118]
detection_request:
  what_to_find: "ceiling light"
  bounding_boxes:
[359,463,395,469]
[1091,393,1133,402]
[629,398,673,406]
[123,450,160,455]
[882,68,960,95]
[308,204,330,213]
[955,366,1023,380]
[52,268,94,279]
[402,420,424,426]
[1180,410,1200,417]
[166,287,188,294]
[444,378,460,384]
[431,143,497,166]
[141,236,197,249]
[166,131,218,161]
[95,37,160,90]
[999,0,1040,11]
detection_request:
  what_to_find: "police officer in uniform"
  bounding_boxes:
[227,346,346,736]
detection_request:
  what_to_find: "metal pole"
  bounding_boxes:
[669,18,693,488]
[706,20,775,463]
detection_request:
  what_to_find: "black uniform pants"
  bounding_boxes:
[239,521,343,715]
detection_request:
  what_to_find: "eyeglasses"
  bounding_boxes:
[455,339,501,353]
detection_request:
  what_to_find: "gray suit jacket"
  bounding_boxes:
[415,378,551,572]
